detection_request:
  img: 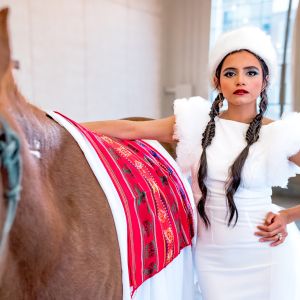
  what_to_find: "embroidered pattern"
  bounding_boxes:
[56,113,194,296]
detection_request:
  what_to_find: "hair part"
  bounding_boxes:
[198,49,269,227]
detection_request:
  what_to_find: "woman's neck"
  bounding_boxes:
[220,105,257,124]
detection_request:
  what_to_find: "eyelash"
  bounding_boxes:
[247,70,259,76]
[224,70,259,78]
[224,71,235,78]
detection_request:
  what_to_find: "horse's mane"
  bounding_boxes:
[1,70,62,160]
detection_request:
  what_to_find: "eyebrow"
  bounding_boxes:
[223,66,260,72]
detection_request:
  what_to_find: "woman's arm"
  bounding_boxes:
[81,115,175,143]
[255,149,300,246]
[280,205,300,223]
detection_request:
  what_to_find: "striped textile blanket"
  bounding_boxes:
[48,111,199,300]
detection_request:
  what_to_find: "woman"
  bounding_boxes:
[82,27,300,299]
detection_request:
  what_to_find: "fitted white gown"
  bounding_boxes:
[174,96,300,300]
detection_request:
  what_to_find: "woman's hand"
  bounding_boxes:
[255,211,289,247]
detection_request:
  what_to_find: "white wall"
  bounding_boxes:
[0,0,212,121]
[161,0,211,116]
[0,0,163,121]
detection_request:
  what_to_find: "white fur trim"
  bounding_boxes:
[266,112,300,188]
[173,96,211,174]
[209,26,277,89]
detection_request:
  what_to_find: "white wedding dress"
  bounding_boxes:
[174,96,300,300]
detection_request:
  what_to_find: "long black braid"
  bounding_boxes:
[225,88,268,226]
[197,93,224,227]
[197,50,269,228]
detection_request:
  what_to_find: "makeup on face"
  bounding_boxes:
[222,66,260,78]
[219,51,264,106]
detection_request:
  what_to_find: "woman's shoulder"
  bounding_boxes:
[262,117,275,125]
[263,112,300,150]
[264,112,300,126]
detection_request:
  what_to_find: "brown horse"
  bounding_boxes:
[0,8,122,299]
[0,8,195,300]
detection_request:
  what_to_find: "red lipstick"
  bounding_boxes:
[233,89,249,95]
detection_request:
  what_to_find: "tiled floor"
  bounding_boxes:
[273,196,300,229]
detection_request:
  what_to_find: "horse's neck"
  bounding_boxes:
[2,102,83,292]
[11,101,59,155]
[3,101,69,282]
[13,102,67,212]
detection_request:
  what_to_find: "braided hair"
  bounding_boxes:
[197,50,269,228]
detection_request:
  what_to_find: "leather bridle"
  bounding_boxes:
[0,117,21,255]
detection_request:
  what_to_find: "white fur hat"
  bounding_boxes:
[209,26,277,89]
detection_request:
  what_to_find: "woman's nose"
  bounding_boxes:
[236,73,246,86]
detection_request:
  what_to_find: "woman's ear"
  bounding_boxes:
[213,76,220,90]
[261,75,269,91]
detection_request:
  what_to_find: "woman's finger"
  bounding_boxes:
[255,223,281,236]
[258,231,288,243]
[270,233,288,247]
[265,211,277,225]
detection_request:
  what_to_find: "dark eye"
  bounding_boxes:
[224,71,235,78]
[247,70,259,76]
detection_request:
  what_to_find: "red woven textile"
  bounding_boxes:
[56,113,194,296]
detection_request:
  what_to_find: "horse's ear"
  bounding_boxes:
[0,8,11,80]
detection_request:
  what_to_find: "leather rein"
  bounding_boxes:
[0,117,21,255]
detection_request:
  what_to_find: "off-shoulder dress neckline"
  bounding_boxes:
[216,116,276,128]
